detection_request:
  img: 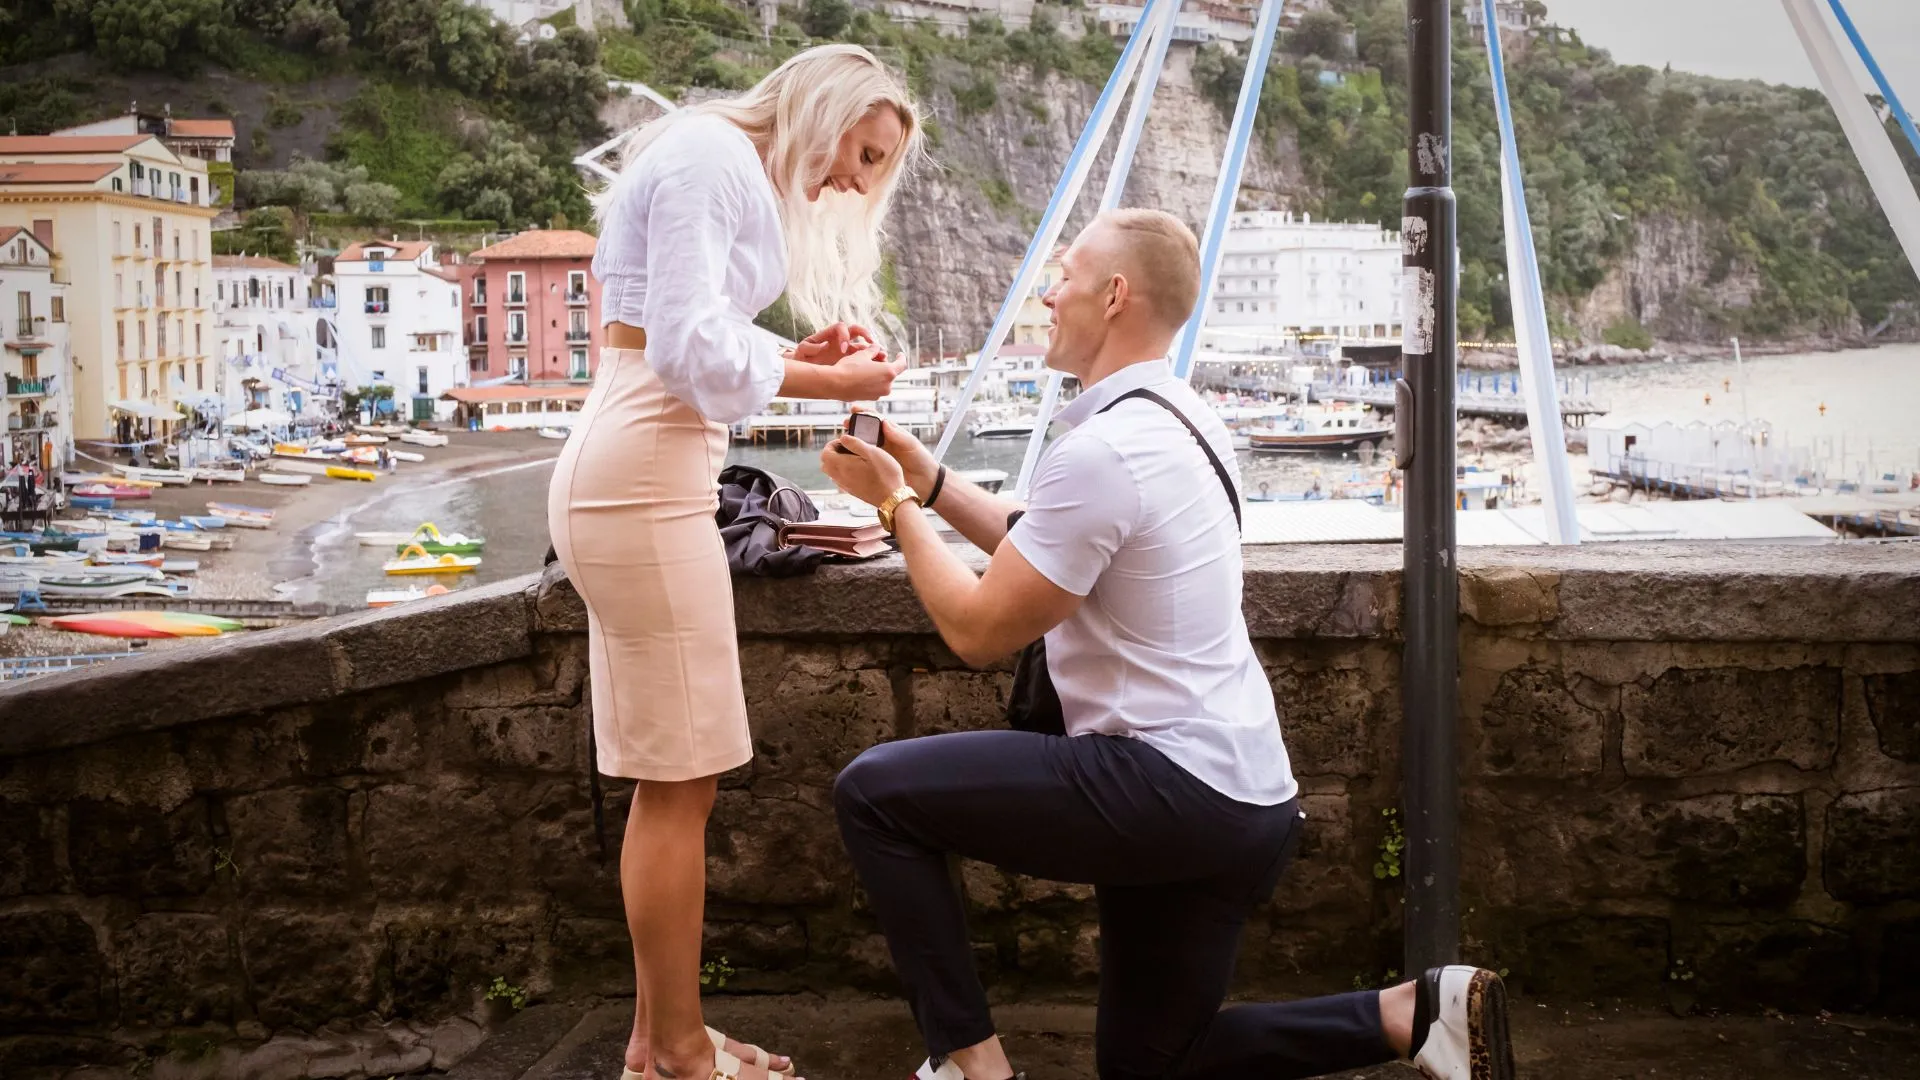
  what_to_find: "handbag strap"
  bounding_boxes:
[1099,387,1242,533]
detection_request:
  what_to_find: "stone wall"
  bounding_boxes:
[2,545,1918,1069]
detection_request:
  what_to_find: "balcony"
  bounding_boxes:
[308,296,337,309]
[8,317,48,344]
[505,332,528,345]
[133,178,152,198]
[565,328,591,343]
[5,375,51,397]
[471,293,488,308]
[505,292,526,308]
[136,292,152,310]
[565,290,589,306]
[365,300,390,315]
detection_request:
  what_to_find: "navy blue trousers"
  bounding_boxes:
[833,730,1398,1080]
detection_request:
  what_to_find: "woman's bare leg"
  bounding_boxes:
[622,786,653,1073]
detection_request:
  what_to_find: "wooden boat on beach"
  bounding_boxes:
[73,483,149,500]
[391,450,425,463]
[260,472,312,486]
[207,503,274,529]
[190,465,246,484]
[115,464,193,486]
[399,431,449,448]
[268,459,329,475]
[180,515,227,530]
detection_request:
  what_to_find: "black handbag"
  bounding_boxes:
[1003,388,1244,736]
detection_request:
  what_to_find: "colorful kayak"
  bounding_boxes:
[384,543,480,575]
[327,465,377,482]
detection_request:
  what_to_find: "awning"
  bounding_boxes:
[110,399,166,419]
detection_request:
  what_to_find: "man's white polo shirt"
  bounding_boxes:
[1006,359,1297,807]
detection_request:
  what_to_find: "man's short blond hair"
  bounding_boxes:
[1090,208,1202,331]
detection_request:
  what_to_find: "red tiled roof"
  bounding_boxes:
[422,266,459,283]
[214,254,299,271]
[337,240,432,263]
[0,135,150,154]
[442,384,592,403]
[169,119,236,139]
[0,227,21,247]
[0,162,121,184]
[470,230,599,261]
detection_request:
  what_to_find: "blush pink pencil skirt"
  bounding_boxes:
[546,346,752,781]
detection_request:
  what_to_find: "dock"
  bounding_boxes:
[1785,492,1920,538]
[1319,376,1609,424]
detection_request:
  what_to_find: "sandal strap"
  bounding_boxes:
[711,1046,790,1080]
[706,1026,772,1070]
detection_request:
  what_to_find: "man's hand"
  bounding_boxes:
[849,406,939,497]
[792,322,875,365]
[820,434,908,508]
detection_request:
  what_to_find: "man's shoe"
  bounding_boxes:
[1410,966,1514,1080]
[913,1059,1024,1080]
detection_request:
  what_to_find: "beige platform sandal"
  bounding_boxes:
[618,1027,793,1080]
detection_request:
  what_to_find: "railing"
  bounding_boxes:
[565,329,591,342]
[364,300,389,314]
[136,291,151,309]
[506,292,526,306]
[133,179,151,198]
[565,290,589,305]
[472,293,488,307]
[308,296,336,309]
[6,375,49,396]
[8,317,47,342]
[505,331,528,344]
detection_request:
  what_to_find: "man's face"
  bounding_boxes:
[1041,224,1116,376]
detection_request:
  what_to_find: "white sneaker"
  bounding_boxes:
[1410,966,1515,1080]
[914,1059,962,1080]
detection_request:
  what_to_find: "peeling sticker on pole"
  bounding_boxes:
[1416,133,1448,179]
[1402,267,1435,356]
[1401,216,1429,259]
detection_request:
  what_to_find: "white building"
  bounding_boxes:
[330,240,465,423]
[468,0,605,30]
[1198,210,1403,354]
[1094,2,1252,46]
[1462,0,1543,44]
[212,255,324,418]
[0,226,73,473]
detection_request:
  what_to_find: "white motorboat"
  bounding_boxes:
[537,427,569,440]
[1245,406,1393,454]
[399,431,449,448]
[115,464,193,486]
[265,459,329,475]
[390,450,425,463]
[260,472,312,487]
[967,409,1038,440]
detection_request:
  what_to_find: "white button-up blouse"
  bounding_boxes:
[592,113,789,424]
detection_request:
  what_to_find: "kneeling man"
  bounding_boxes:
[820,209,1513,1080]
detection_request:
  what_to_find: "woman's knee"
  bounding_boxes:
[634,774,719,821]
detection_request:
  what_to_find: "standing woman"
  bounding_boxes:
[549,44,921,1080]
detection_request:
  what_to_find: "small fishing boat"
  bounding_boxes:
[37,573,175,597]
[260,472,312,487]
[390,450,425,463]
[115,464,193,486]
[180,515,228,530]
[91,551,165,568]
[327,465,377,482]
[537,427,569,440]
[102,509,159,525]
[190,465,246,484]
[345,434,390,446]
[967,408,1039,440]
[400,522,486,555]
[73,483,150,500]
[366,583,450,608]
[268,459,329,475]
[355,530,412,547]
[1244,406,1392,454]
[207,503,275,529]
[159,558,200,575]
[399,431,449,448]
[342,447,380,466]
[384,543,480,575]
[71,494,114,511]
[163,531,218,551]
[355,423,408,437]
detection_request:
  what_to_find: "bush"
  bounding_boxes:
[1602,316,1654,351]
[954,74,997,115]
[802,0,853,39]
[265,94,303,128]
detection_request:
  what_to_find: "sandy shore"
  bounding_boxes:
[2,431,562,660]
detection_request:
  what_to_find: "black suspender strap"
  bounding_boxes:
[1098,387,1242,532]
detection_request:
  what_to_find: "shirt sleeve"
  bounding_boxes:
[636,164,786,424]
[1006,432,1141,597]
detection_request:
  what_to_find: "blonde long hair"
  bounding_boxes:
[602,45,922,331]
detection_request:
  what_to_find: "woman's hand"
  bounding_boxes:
[820,434,908,508]
[830,348,905,401]
[850,406,939,498]
[793,322,876,364]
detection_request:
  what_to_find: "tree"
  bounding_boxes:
[283,0,350,54]
[213,207,299,262]
[801,0,852,39]
[511,27,611,147]
[1292,10,1351,62]
[436,135,555,226]
[343,180,401,219]
[59,0,232,71]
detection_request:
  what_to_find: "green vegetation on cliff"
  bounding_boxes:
[1194,0,1919,339]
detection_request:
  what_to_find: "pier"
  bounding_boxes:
[1319,371,1609,424]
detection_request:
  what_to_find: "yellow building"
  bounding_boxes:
[0,134,218,441]
[1011,249,1065,347]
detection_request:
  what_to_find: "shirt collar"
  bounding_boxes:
[1054,358,1174,429]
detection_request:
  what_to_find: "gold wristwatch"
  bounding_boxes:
[877,486,922,533]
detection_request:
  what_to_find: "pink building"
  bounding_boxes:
[462,230,602,383]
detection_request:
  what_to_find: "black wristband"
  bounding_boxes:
[924,464,948,509]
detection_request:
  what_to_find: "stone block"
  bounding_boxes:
[113,913,236,1026]
[384,919,540,1015]
[241,910,377,1028]
[533,562,587,633]
[1864,670,1920,763]
[703,917,809,972]
[1469,664,1607,777]
[448,706,582,771]
[225,787,352,898]
[549,917,633,998]
[0,619,339,756]
[734,561,937,635]
[1269,794,1367,914]
[1684,920,1860,1012]
[707,789,847,906]
[327,577,533,693]
[524,784,624,916]
[1268,660,1383,779]
[1462,791,1804,908]
[361,783,530,904]
[295,697,425,776]
[0,801,61,896]
[0,910,104,1026]
[1823,788,1920,903]
[1881,919,1920,1015]
[1621,665,1840,776]
[1241,555,1398,638]
[739,642,897,787]
[177,711,305,793]
[68,797,213,897]
[911,669,1013,736]
[1521,917,1669,997]
[1460,566,1559,627]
